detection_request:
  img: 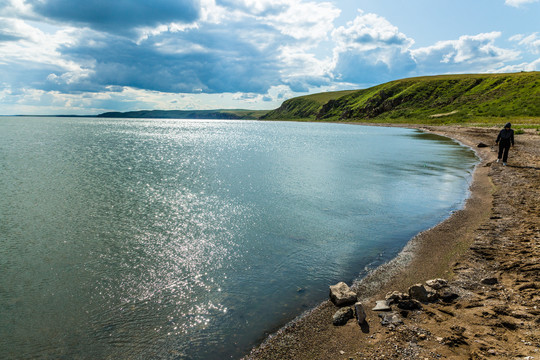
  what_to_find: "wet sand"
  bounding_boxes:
[244,125,540,359]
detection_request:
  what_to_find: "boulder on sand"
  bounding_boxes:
[329,282,357,306]
[408,283,437,302]
[332,307,353,326]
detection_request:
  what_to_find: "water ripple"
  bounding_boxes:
[0,118,477,359]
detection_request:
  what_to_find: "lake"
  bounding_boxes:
[0,117,477,359]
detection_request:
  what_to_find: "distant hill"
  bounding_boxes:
[262,72,540,123]
[97,109,269,120]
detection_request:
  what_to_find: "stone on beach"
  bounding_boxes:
[397,299,423,310]
[329,282,357,306]
[372,300,391,311]
[332,307,354,326]
[408,283,437,302]
[385,291,409,305]
[378,312,403,327]
[354,302,367,324]
[438,289,460,303]
[426,278,448,290]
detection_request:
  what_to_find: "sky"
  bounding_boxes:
[0,0,539,115]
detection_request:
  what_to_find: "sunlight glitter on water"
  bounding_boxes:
[0,118,477,360]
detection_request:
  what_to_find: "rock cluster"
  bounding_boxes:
[370,278,459,328]
[328,282,369,327]
[329,278,459,329]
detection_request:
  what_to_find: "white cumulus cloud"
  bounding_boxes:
[330,11,415,84]
[510,32,540,54]
[505,0,539,7]
[412,32,520,74]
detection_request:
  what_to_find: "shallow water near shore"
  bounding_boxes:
[0,117,477,359]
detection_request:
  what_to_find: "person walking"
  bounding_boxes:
[496,122,514,166]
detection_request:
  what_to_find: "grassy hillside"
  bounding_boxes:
[98,109,269,120]
[263,72,540,124]
[260,90,356,120]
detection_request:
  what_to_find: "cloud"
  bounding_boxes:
[277,45,334,91]
[1,0,341,96]
[43,21,285,94]
[26,0,201,34]
[505,0,539,7]
[332,11,413,51]
[330,11,416,83]
[495,57,540,72]
[0,18,91,91]
[261,1,340,41]
[329,16,523,85]
[0,20,24,42]
[412,32,520,74]
[1,0,538,115]
[510,33,540,54]
[0,17,39,43]
[216,0,288,16]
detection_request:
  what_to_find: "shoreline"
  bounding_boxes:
[244,124,540,359]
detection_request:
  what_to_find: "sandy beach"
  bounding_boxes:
[244,125,540,359]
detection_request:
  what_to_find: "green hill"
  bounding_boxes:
[262,72,540,124]
[260,90,357,120]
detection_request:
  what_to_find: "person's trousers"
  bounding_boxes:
[498,142,511,162]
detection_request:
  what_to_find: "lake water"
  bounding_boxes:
[0,117,477,359]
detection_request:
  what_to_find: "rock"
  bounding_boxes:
[397,299,423,310]
[385,291,408,305]
[372,300,391,311]
[332,307,354,326]
[408,284,438,302]
[477,142,489,148]
[354,302,367,324]
[481,277,498,285]
[425,278,448,290]
[329,282,357,306]
[378,312,403,327]
[438,289,459,303]
[408,284,428,301]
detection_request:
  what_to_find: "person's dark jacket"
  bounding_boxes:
[496,122,514,146]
